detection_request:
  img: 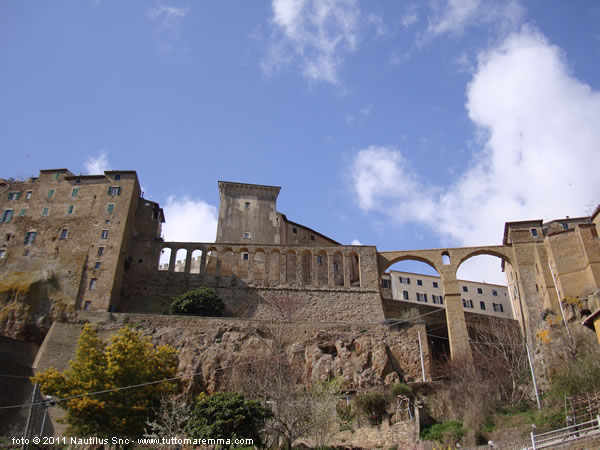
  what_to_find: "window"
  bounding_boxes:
[71,188,79,197]
[243,232,250,240]
[23,249,29,256]
[114,174,121,181]
[53,172,59,180]
[417,279,423,286]
[477,287,483,294]
[530,228,538,237]
[105,220,110,224]
[94,261,101,269]
[493,303,504,313]
[433,281,438,288]
[41,207,49,217]
[101,230,109,239]
[562,223,569,230]
[433,295,444,305]
[97,247,105,256]
[381,279,390,289]
[310,235,315,241]
[7,192,20,201]
[26,191,32,200]
[66,205,74,215]
[462,286,468,292]
[108,186,121,196]
[242,253,249,261]
[152,210,160,220]
[492,290,498,296]
[317,255,322,264]
[75,179,81,184]
[245,202,250,209]
[47,189,54,198]
[403,290,409,300]
[417,293,428,302]
[24,231,37,245]
[333,263,338,271]
[60,229,68,239]
[107,203,115,213]
[5,233,11,242]
[1,209,13,223]
[83,301,92,311]
[292,227,298,234]
[20,208,27,216]
[535,284,539,292]
[480,301,486,310]
[399,277,411,284]
[463,299,473,308]
[0,249,5,259]
[89,278,97,290]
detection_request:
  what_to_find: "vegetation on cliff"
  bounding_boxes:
[32,324,178,438]
[170,287,225,316]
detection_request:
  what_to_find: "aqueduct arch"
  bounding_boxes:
[378,245,515,362]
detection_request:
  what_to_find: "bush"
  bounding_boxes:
[390,383,412,398]
[353,393,388,420]
[420,421,467,446]
[186,392,272,446]
[170,287,225,316]
[549,355,600,398]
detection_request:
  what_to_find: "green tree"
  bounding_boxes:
[185,392,272,446]
[170,287,225,316]
[32,324,178,438]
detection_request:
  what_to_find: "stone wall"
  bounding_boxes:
[120,242,383,322]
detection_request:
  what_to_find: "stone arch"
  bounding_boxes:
[174,248,187,272]
[316,250,328,286]
[349,251,360,287]
[302,250,312,285]
[253,248,266,280]
[381,254,439,276]
[286,249,297,284]
[158,247,171,271]
[269,249,281,282]
[221,247,234,277]
[190,249,203,274]
[333,251,344,286]
[205,247,218,275]
[456,248,512,270]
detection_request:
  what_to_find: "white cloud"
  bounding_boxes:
[350,26,600,283]
[351,239,362,245]
[368,13,393,39]
[263,0,360,84]
[401,12,418,28]
[162,196,218,243]
[148,2,189,53]
[84,151,110,174]
[419,0,524,45]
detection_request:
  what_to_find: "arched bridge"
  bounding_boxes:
[378,245,515,362]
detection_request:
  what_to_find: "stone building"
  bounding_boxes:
[1,168,600,358]
[381,270,512,319]
[0,169,163,313]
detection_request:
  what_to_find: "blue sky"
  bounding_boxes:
[2,1,600,284]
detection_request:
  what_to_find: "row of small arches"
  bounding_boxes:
[158,247,361,287]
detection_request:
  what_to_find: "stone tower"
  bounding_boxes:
[215,181,282,245]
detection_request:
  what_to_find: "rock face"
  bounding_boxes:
[36,312,431,394]
[0,270,76,344]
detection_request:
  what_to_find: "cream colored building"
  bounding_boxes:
[381,270,513,319]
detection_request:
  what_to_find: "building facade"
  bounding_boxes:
[381,271,512,319]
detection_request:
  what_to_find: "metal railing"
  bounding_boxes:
[530,414,600,449]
